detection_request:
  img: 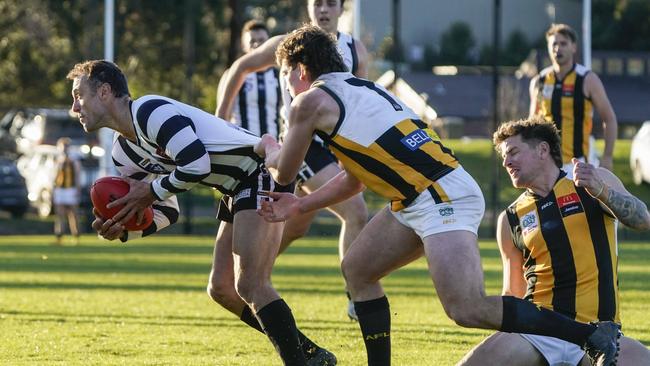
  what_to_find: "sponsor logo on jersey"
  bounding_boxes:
[562,84,575,97]
[521,210,539,236]
[138,159,168,174]
[556,192,584,217]
[401,129,432,151]
[234,188,251,203]
[540,201,554,210]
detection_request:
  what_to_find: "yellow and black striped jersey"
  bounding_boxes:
[312,72,459,211]
[55,159,77,188]
[536,63,594,163]
[505,171,619,324]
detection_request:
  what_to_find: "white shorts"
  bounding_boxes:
[53,188,79,206]
[562,137,599,179]
[390,166,485,239]
[520,333,585,366]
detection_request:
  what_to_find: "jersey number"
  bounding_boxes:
[345,78,403,111]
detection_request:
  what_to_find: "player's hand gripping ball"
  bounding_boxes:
[90,176,154,231]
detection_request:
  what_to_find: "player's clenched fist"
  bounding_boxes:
[572,158,605,198]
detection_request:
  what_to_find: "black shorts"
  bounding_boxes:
[296,139,337,185]
[217,167,295,223]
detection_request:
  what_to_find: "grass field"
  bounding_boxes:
[1,235,649,365]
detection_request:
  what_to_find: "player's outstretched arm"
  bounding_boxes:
[216,35,286,120]
[258,170,364,223]
[572,158,650,230]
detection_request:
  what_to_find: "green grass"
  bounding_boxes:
[1,235,649,365]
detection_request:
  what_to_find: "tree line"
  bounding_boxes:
[1,0,648,114]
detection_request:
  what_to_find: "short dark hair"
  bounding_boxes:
[493,117,563,168]
[276,24,347,78]
[307,0,345,7]
[66,60,130,97]
[242,19,268,34]
[546,23,578,44]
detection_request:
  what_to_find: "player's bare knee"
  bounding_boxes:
[441,297,483,328]
[338,199,368,226]
[206,277,236,305]
[233,275,262,303]
[341,259,374,290]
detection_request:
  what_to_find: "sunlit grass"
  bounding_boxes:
[1,235,648,365]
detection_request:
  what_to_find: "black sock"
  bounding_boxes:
[255,299,307,366]
[354,296,391,366]
[241,305,319,357]
[501,296,596,346]
[240,305,264,333]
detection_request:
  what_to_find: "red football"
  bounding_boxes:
[90,176,154,231]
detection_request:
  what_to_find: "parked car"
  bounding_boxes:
[0,157,29,218]
[15,108,99,154]
[0,109,20,157]
[630,121,650,185]
[17,144,100,217]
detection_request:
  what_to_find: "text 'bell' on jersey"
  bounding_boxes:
[537,64,593,163]
[313,72,459,211]
[505,172,619,324]
[128,95,262,201]
[233,67,281,139]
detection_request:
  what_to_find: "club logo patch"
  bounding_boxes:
[439,206,454,217]
[557,193,584,217]
[521,210,539,236]
[401,129,432,151]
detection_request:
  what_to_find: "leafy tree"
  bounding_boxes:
[479,29,530,66]
[0,0,307,114]
[592,0,650,51]
[438,21,476,65]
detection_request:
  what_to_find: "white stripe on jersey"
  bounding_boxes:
[232,67,280,138]
[128,95,262,200]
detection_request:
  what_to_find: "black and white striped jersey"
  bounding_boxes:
[124,95,262,201]
[111,134,180,241]
[232,67,281,139]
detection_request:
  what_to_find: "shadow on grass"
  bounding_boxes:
[0,241,340,256]
[1,309,362,331]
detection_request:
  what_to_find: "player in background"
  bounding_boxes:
[216,19,281,138]
[257,25,624,366]
[53,137,82,245]
[216,0,369,321]
[67,60,335,365]
[529,23,617,176]
[457,117,650,366]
